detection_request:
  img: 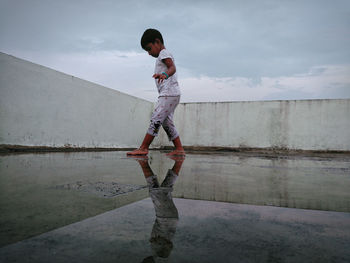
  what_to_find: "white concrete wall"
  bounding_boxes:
[159,99,350,151]
[1,52,349,151]
[0,52,153,148]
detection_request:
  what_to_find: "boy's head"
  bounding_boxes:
[141,29,164,49]
[141,28,164,57]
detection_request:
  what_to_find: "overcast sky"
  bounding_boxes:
[1,0,350,102]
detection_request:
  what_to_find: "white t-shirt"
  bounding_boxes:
[154,49,181,96]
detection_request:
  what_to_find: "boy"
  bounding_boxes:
[127,29,185,156]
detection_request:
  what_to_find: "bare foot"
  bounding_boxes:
[167,155,186,161]
[166,149,186,157]
[127,155,149,162]
[126,148,148,156]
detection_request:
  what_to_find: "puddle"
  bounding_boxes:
[54,181,147,198]
[1,151,350,248]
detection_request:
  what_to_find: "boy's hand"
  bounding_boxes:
[153,73,167,83]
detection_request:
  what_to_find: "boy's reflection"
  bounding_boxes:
[135,156,185,262]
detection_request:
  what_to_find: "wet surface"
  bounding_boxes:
[0,151,350,262]
[1,198,349,263]
[54,181,147,198]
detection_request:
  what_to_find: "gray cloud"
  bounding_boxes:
[1,0,349,100]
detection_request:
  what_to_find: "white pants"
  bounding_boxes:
[147,96,180,141]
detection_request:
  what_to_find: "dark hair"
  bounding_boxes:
[141,28,164,49]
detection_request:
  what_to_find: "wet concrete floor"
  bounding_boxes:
[0,151,350,262]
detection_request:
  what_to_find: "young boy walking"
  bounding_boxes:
[127,29,185,156]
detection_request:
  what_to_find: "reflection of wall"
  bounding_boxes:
[171,154,350,212]
[0,152,150,247]
[159,100,350,151]
[0,52,153,148]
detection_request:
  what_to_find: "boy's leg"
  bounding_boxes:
[172,136,185,151]
[127,97,170,156]
[126,133,154,155]
[163,116,184,153]
[161,98,185,156]
[166,136,185,156]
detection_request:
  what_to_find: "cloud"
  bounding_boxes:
[4,50,350,103]
[1,0,349,81]
[177,65,350,102]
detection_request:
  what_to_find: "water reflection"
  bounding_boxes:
[134,156,185,262]
[1,151,349,250]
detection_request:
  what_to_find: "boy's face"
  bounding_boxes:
[144,39,162,58]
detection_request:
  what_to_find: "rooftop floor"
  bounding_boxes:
[1,151,350,262]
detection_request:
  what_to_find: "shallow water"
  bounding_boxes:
[0,151,349,262]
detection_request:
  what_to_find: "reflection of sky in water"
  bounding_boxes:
[1,151,350,257]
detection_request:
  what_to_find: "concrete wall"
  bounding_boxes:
[159,99,350,151]
[1,52,349,151]
[0,52,153,148]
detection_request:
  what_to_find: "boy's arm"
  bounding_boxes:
[153,58,176,83]
[162,58,176,77]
